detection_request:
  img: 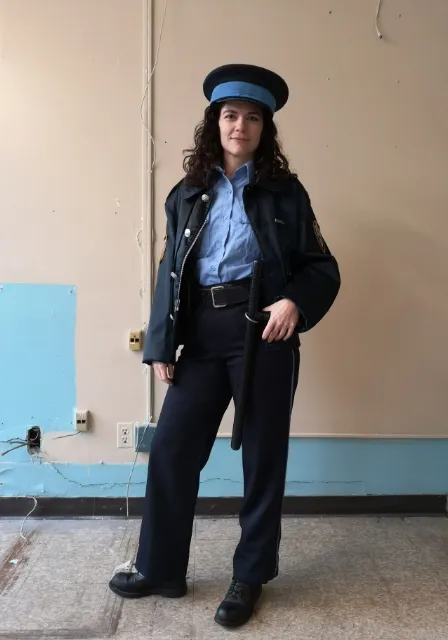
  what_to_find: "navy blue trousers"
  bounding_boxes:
[135,299,299,585]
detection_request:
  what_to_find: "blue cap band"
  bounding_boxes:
[210,80,276,112]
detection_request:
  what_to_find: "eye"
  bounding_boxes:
[249,115,260,122]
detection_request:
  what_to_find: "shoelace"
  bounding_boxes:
[226,579,247,599]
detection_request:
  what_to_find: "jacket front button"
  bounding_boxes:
[184,229,191,238]
[201,194,209,202]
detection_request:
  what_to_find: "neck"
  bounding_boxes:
[223,153,252,179]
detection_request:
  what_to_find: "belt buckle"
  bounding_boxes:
[211,285,226,308]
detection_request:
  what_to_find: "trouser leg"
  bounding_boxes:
[135,349,231,582]
[228,337,300,584]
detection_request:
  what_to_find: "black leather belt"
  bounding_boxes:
[196,279,251,308]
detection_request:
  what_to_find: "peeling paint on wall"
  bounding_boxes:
[3,438,448,499]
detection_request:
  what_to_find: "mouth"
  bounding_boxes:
[231,138,249,142]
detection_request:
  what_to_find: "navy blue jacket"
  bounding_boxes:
[143,172,341,366]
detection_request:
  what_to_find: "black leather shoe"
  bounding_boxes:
[214,579,262,627]
[109,571,187,599]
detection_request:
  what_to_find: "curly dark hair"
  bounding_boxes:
[183,103,295,187]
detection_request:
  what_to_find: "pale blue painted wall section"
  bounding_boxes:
[0,283,77,466]
[1,283,448,498]
[1,439,448,497]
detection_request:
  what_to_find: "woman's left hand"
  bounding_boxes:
[262,299,299,342]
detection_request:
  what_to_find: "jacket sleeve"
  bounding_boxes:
[142,191,178,366]
[280,181,341,332]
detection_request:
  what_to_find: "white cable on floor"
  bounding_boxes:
[20,497,38,542]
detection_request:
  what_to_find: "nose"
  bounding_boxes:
[235,116,246,132]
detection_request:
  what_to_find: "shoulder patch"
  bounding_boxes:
[313,219,327,253]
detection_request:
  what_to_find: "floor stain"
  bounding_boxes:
[0,530,37,596]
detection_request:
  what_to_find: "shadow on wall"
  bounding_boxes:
[303,207,448,436]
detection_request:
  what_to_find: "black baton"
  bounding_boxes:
[231,261,270,451]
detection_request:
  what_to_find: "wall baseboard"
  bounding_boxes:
[0,495,446,518]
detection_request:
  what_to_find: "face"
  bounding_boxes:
[218,100,263,162]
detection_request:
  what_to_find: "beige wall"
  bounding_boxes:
[0,0,447,471]
[152,0,448,438]
[0,0,147,463]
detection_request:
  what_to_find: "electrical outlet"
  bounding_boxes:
[117,422,133,448]
[75,409,89,432]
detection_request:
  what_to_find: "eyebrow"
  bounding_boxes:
[222,107,261,116]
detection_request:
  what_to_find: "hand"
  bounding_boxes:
[153,362,174,385]
[261,299,299,343]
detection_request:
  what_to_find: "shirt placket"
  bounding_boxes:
[217,177,234,282]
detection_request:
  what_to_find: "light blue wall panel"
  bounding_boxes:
[0,284,76,451]
[1,439,448,498]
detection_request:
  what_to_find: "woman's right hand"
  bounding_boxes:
[153,362,174,385]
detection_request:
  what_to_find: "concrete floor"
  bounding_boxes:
[0,516,448,639]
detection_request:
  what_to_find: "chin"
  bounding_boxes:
[230,144,252,157]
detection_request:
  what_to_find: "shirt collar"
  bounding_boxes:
[215,161,254,182]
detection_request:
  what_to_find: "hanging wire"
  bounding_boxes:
[140,0,168,173]
[375,0,384,39]
[52,432,81,441]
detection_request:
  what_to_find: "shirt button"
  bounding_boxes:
[184,229,191,238]
[201,194,209,202]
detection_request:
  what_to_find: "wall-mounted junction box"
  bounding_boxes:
[128,331,143,351]
[75,409,89,432]
[134,422,157,453]
[27,427,41,454]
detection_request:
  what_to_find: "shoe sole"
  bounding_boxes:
[214,611,252,628]
[108,582,187,599]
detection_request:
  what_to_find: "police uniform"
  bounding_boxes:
[109,64,341,628]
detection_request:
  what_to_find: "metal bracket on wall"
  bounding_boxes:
[134,423,157,453]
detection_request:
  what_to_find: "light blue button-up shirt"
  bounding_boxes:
[195,162,262,285]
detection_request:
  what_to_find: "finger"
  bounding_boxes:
[153,364,161,378]
[161,365,173,385]
[268,325,282,342]
[284,325,295,340]
[277,326,289,341]
[273,326,288,342]
[262,319,276,341]
[155,366,166,382]
[167,365,174,382]
[155,364,171,385]
[162,373,172,386]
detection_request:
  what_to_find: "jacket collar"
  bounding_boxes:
[181,168,220,199]
[181,169,295,198]
[182,184,207,199]
[256,172,297,192]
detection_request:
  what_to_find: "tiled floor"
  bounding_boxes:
[0,516,448,639]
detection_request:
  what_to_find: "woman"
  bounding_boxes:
[109,63,341,628]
